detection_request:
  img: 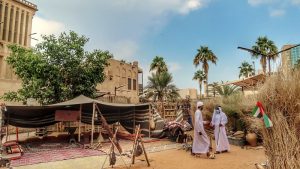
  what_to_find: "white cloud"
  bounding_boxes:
[111,40,139,60]
[248,0,274,6]
[269,9,286,17]
[247,0,300,18]
[30,0,208,60]
[291,0,300,4]
[248,0,300,6]
[31,16,65,46]
[179,0,204,14]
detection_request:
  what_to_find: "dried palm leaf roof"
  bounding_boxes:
[224,73,266,89]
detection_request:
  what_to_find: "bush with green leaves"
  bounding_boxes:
[2,31,112,104]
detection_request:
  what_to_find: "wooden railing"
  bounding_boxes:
[98,96,130,104]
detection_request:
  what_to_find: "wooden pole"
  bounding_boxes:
[95,104,123,153]
[78,104,82,142]
[6,112,9,142]
[131,125,140,165]
[162,101,165,119]
[91,102,95,146]
[6,125,8,142]
[133,107,136,133]
[131,125,151,167]
[108,137,129,169]
[139,135,150,167]
[16,127,19,142]
[148,105,151,138]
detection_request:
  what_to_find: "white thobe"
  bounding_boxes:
[192,109,210,154]
[211,111,230,152]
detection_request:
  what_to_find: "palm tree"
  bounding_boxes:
[215,85,240,97]
[193,46,217,97]
[193,70,206,98]
[252,36,278,74]
[150,56,168,74]
[238,61,254,78]
[208,82,219,97]
[145,71,179,102]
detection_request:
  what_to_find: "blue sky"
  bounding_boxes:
[30,0,300,92]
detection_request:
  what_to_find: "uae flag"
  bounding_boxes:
[252,106,262,118]
[252,101,273,128]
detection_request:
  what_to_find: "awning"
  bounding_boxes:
[224,73,266,89]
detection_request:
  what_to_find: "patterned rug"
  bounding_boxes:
[11,147,105,167]
[10,139,181,167]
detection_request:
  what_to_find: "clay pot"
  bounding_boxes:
[246,133,257,147]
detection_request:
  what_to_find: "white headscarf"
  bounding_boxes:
[197,101,204,108]
[218,107,223,113]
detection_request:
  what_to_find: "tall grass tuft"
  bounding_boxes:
[258,69,300,169]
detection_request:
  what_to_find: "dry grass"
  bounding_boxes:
[257,69,300,169]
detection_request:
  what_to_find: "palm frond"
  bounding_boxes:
[216,84,240,97]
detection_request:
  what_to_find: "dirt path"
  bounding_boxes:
[15,144,265,169]
[115,145,266,169]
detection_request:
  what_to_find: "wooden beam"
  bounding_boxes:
[78,104,82,142]
[95,104,123,153]
[91,102,95,146]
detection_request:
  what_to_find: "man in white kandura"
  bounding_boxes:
[211,105,230,154]
[192,101,210,157]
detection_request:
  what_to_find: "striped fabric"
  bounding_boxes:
[175,110,184,123]
[5,95,152,135]
[150,111,165,138]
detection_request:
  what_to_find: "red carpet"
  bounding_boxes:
[11,148,104,167]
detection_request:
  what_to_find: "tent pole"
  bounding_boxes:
[6,125,8,142]
[91,102,95,146]
[133,106,135,133]
[78,104,82,142]
[16,127,19,142]
[6,112,9,142]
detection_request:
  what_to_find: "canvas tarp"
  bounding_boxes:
[4,95,151,134]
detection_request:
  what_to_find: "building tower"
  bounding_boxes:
[0,0,37,96]
[291,46,300,66]
[281,44,300,74]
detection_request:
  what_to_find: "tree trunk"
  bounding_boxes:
[205,78,208,98]
[199,81,202,99]
[268,57,271,75]
[261,57,267,74]
[213,88,216,97]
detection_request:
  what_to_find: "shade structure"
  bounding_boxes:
[4,95,150,134]
[224,73,266,89]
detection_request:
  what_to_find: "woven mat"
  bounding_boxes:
[11,140,181,167]
[11,147,104,167]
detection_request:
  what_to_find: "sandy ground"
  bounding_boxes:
[116,145,266,169]
[6,131,266,169]
[14,143,265,169]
